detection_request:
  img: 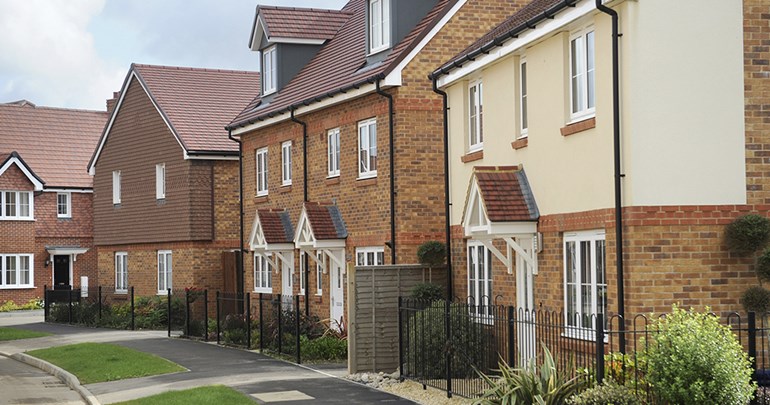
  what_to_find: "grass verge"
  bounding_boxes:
[27,342,185,384]
[113,385,255,404]
[0,327,50,341]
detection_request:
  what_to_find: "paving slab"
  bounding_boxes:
[0,354,84,405]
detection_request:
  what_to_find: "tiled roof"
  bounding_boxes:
[0,101,107,188]
[304,202,347,240]
[475,166,539,222]
[229,0,454,129]
[257,6,352,41]
[433,0,572,77]
[132,64,260,153]
[257,209,294,244]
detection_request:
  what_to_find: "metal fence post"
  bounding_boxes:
[68,288,73,324]
[259,293,264,352]
[185,289,191,337]
[398,296,404,379]
[204,289,209,342]
[98,286,102,324]
[246,293,252,349]
[130,286,135,331]
[595,313,605,385]
[507,306,515,367]
[445,298,452,398]
[278,296,283,354]
[296,295,301,364]
[749,312,757,372]
[167,288,172,337]
[43,285,49,322]
[216,291,221,345]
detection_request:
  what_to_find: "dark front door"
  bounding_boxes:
[53,255,71,290]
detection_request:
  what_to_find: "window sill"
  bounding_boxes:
[115,290,128,295]
[561,328,609,343]
[255,195,269,204]
[0,285,35,290]
[368,45,390,56]
[156,291,169,296]
[561,117,596,137]
[326,176,340,186]
[461,150,484,163]
[0,218,35,222]
[511,137,529,150]
[355,177,377,188]
[279,185,292,194]
[254,289,273,294]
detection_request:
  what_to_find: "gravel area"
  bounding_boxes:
[347,372,474,405]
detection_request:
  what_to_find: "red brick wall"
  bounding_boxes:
[744,1,770,205]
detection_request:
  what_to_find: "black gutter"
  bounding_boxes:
[431,76,453,301]
[228,130,246,304]
[375,79,397,265]
[185,150,240,157]
[290,107,310,316]
[596,0,625,354]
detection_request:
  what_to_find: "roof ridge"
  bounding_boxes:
[257,5,351,14]
[132,63,258,75]
[0,102,107,114]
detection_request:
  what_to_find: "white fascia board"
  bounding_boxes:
[231,83,377,136]
[43,188,93,194]
[489,222,538,235]
[314,240,346,249]
[266,243,296,252]
[0,157,44,191]
[268,37,326,45]
[383,0,468,87]
[437,0,596,88]
[184,153,239,161]
[251,15,268,51]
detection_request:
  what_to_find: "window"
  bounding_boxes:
[157,250,172,294]
[254,254,272,293]
[564,230,606,332]
[519,59,528,137]
[0,191,33,220]
[327,128,340,177]
[468,81,483,151]
[256,148,268,196]
[115,252,128,292]
[570,28,595,119]
[281,141,292,186]
[315,252,325,296]
[467,242,492,317]
[262,46,277,95]
[112,170,121,205]
[368,0,390,53]
[0,254,32,289]
[156,163,165,200]
[358,118,377,178]
[57,192,71,218]
[299,252,306,295]
[356,247,384,266]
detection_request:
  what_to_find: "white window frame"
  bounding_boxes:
[256,148,268,196]
[112,170,121,205]
[0,254,33,289]
[299,252,306,295]
[569,27,596,121]
[368,0,390,54]
[156,163,166,200]
[0,191,34,220]
[281,141,292,186]
[563,230,607,339]
[468,80,483,152]
[519,58,528,138]
[327,128,340,178]
[262,46,277,95]
[157,250,172,294]
[115,252,128,293]
[315,252,325,296]
[254,254,272,293]
[356,246,385,267]
[467,242,492,320]
[358,118,377,179]
[57,192,71,218]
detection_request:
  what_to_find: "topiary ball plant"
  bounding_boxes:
[756,248,770,283]
[410,282,444,302]
[741,286,770,314]
[417,241,447,267]
[725,214,770,254]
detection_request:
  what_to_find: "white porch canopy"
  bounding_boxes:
[45,246,89,262]
[249,210,295,272]
[293,203,346,273]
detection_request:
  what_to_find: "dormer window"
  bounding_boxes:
[262,46,277,95]
[368,0,390,54]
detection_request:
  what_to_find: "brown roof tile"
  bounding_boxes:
[304,202,347,240]
[474,166,539,222]
[257,209,294,244]
[258,6,352,41]
[229,0,454,129]
[0,101,107,188]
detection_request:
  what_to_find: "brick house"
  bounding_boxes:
[431,0,765,348]
[0,100,107,304]
[87,64,259,297]
[226,0,521,325]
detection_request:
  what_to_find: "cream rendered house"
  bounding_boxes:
[432,0,748,335]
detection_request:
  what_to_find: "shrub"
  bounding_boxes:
[741,286,770,314]
[0,298,42,312]
[567,379,641,405]
[756,249,770,283]
[603,352,646,387]
[417,241,446,267]
[644,305,755,405]
[725,214,770,253]
[410,283,444,301]
[474,344,586,405]
[300,335,347,362]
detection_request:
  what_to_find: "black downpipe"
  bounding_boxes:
[596,0,625,354]
[375,80,397,265]
[228,130,246,306]
[431,77,453,301]
[290,108,310,316]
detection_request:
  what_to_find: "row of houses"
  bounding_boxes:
[1,0,766,336]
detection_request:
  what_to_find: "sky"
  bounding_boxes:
[0,0,348,111]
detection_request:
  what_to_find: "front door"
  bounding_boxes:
[53,255,71,290]
[281,255,293,309]
[330,251,344,331]
[516,237,536,366]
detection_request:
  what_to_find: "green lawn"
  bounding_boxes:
[27,342,185,384]
[113,385,255,405]
[0,327,50,341]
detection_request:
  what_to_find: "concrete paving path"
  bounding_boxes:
[0,355,84,405]
[0,311,415,404]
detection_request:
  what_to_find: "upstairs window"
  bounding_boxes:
[281,141,292,186]
[358,118,377,178]
[368,0,390,54]
[57,192,71,218]
[570,28,595,120]
[156,163,166,200]
[468,80,483,151]
[519,59,528,137]
[1,191,33,220]
[262,46,277,95]
[112,170,121,205]
[256,148,268,196]
[328,128,340,177]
